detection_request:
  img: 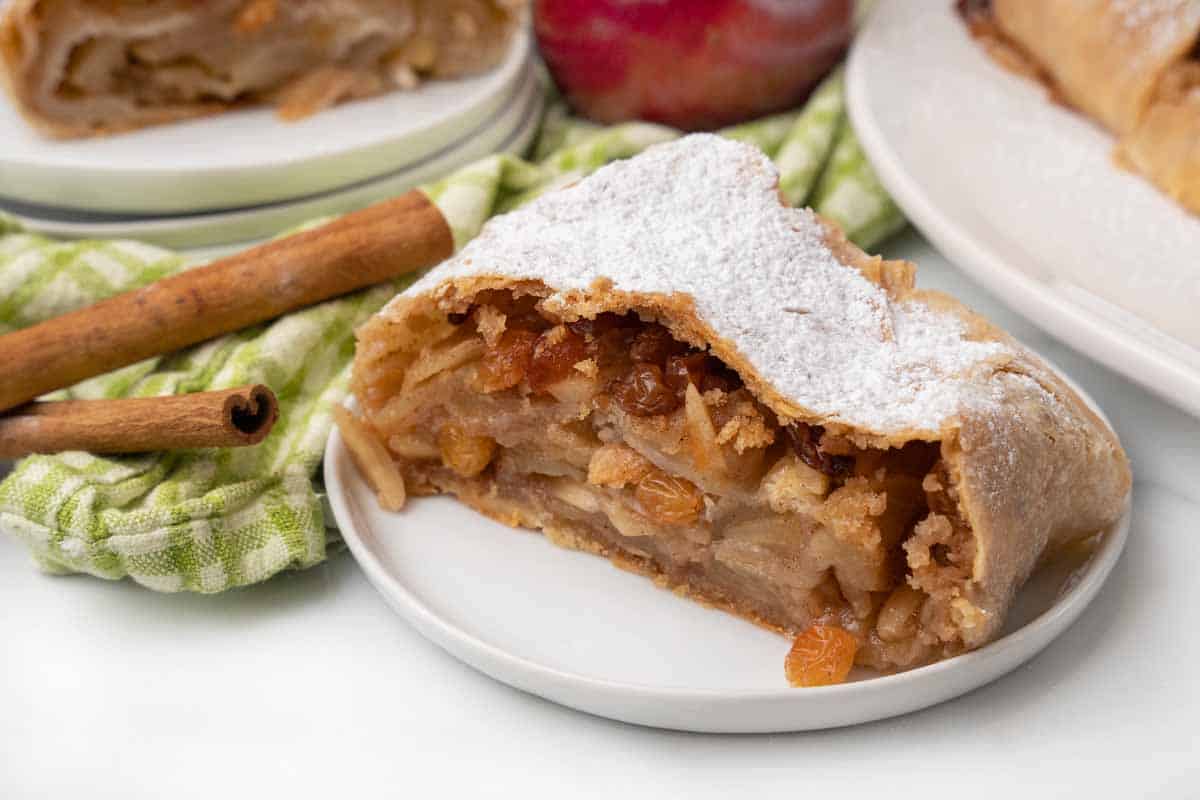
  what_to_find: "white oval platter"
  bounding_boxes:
[846,0,1200,420]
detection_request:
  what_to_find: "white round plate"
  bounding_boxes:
[324,373,1130,733]
[0,69,543,250]
[847,0,1200,421]
[0,28,531,215]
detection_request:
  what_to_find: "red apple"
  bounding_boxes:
[534,0,854,131]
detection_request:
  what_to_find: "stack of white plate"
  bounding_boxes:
[0,29,540,249]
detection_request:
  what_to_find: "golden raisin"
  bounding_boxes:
[477,328,537,393]
[700,362,742,393]
[785,625,859,687]
[664,352,742,394]
[568,312,631,340]
[437,423,496,477]
[612,363,680,416]
[588,326,637,367]
[630,325,685,364]
[635,469,705,525]
[786,423,854,478]
[528,326,588,392]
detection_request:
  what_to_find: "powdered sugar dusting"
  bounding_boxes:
[400,135,1010,435]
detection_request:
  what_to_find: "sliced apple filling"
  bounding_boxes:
[351,291,988,677]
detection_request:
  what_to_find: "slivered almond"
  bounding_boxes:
[333,406,406,511]
[387,432,441,460]
[401,337,485,393]
[759,452,830,515]
[376,371,453,429]
[546,373,596,404]
[684,382,726,473]
[550,479,601,514]
[604,501,659,539]
[390,62,419,91]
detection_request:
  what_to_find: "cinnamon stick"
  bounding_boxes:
[0,190,453,413]
[0,385,279,459]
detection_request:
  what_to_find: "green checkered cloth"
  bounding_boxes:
[0,71,905,592]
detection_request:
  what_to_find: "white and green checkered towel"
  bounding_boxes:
[0,71,905,592]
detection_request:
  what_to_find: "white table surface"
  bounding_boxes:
[2,231,1197,798]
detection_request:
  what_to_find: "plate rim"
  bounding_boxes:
[0,59,540,224]
[324,364,1131,728]
[844,1,1200,421]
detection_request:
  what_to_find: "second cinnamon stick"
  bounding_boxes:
[0,190,453,413]
[0,385,279,459]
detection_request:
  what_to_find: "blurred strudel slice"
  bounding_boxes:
[961,0,1200,215]
[0,0,525,138]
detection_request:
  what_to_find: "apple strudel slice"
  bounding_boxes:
[349,135,1131,685]
[0,0,525,139]
[961,0,1200,215]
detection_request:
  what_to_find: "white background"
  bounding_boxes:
[3,233,1197,798]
